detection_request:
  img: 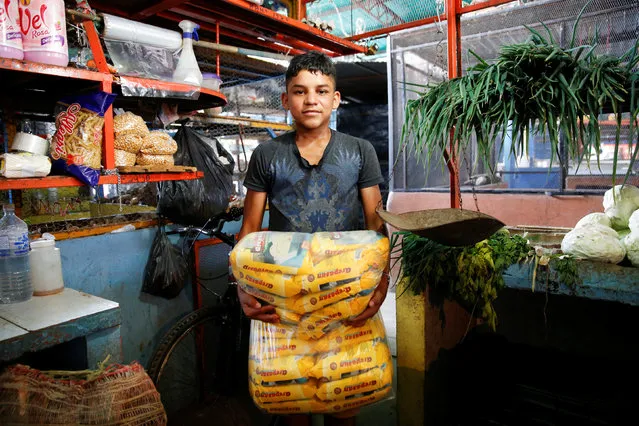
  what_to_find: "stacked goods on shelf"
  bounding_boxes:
[230,231,394,415]
[113,112,178,167]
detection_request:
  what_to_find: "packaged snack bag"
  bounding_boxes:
[231,232,313,276]
[249,355,315,384]
[316,363,393,401]
[309,339,392,381]
[50,91,116,186]
[249,379,317,404]
[314,314,387,352]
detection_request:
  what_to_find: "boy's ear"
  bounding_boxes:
[332,90,341,110]
[281,92,289,110]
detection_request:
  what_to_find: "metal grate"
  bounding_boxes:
[389,0,639,193]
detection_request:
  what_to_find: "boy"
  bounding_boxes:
[236,51,389,426]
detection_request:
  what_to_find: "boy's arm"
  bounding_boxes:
[235,189,279,323]
[347,184,389,326]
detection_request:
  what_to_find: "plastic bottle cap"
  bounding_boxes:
[30,239,56,248]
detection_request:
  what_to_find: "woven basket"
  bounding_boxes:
[0,361,167,425]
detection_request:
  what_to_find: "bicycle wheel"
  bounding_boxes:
[147,306,269,426]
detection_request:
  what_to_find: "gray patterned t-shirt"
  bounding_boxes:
[243,130,384,232]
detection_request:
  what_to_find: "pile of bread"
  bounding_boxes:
[230,231,393,414]
[113,112,177,167]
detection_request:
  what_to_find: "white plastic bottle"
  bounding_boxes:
[0,204,32,304]
[0,0,23,60]
[172,20,203,87]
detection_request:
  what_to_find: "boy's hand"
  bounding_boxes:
[237,285,280,323]
[345,272,389,327]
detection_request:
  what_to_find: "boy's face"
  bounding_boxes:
[282,70,341,132]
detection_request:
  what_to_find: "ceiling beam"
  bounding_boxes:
[157,11,305,55]
[132,0,190,20]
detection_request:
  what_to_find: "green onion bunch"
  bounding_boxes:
[401,3,639,181]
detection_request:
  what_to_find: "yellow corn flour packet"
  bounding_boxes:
[298,293,373,336]
[249,355,315,384]
[238,283,288,309]
[309,340,392,381]
[314,314,386,352]
[257,322,297,340]
[250,337,316,360]
[235,270,301,297]
[250,379,316,404]
[274,307,302,325]
[292,278,363,314]
[260,398,332,415]
[310,231,387,260]
[231,231,313,276]
[326,386,392,413]
[316,363,393,401]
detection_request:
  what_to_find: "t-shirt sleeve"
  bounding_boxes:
[243,143,271,192]
[358,139,384,189]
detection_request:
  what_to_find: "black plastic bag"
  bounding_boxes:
[158,126,235,226]
[142,224,188,299]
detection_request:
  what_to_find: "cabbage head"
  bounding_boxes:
[629,210,639,233]
[575,212,611,229]
[623,232,639,267]
[603,185,639,230]
[561,223,625,264]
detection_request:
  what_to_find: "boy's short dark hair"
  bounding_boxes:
[285,51,337,88]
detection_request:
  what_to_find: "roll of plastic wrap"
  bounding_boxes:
[102,14,182,50]
[11,132,49,156]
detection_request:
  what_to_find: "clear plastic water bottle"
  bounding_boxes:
[0,204,32,303]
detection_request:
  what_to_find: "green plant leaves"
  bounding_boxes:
[400,22,639,184]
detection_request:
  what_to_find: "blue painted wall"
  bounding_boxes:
[56,216,265,367]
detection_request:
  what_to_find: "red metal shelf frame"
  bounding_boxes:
[0,19,215,191]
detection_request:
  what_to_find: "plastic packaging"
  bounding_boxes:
[201,73,222,91]
[142,224,188,299]
[0,152,51,178]
[104,40,178,81]
[157,126,235,226]
[50,91,116,186]
[230,230,393,415]
[173,20,203,86]
[11,132,49,155]
[119,75,199,100]
[29,238,64,296]
[140,131,178,155]
[102,14,182,50]
[18,0,68,67]
[0,204,32,304]
[0,0,23,60]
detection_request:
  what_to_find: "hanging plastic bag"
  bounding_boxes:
[158,126,234,226]
[142,224,188,299]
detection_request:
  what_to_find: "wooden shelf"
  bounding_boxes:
[0,171,203,190]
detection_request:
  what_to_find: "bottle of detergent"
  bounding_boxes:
[19,0,68,67]
[172,20,202,87]
[0,0,23,60]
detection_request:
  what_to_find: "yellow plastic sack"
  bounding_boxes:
[309,339,392,381]
[231,232,313,276]
[314,314,387,352]
[316,363,393,401]
[238,283,289,310]
[235,270,301,297]
[297,293,373,340]
[249,312,394,415]
[249,379,316,404]
[291,278,362,314]
[249,355,315,384]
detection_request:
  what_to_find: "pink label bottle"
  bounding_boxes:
[0,0,23,59]
[18,0,68,67]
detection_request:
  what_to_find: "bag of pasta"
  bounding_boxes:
[50,91,117,186]
[248,313,394,415]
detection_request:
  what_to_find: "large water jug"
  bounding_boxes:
[0,204,32,303]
